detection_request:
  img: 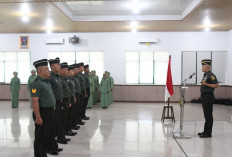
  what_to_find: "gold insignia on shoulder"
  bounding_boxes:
[32,89,36,94]
[211,76,215,80]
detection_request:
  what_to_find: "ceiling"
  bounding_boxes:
[0,0,232,33]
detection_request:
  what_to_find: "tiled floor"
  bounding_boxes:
[0,101,232,157]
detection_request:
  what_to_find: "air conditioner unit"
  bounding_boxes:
[69,36,79,44]
[45,38,64,44]
[139,38,157,44]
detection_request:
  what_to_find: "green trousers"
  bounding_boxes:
[87,93,94,108]
[11,91,19,108]
[101,93,109,107]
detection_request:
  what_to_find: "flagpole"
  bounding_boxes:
[161,55,175,123]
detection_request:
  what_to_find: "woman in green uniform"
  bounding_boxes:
[100,74,110,109]
[87,72,95,108]
[10,72,20,108]
[27,69,37,108]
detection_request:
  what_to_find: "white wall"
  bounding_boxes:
[0,32,228,85]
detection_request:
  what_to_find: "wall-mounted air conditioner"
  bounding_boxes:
[139,38,157,44]
[45,38,64,44]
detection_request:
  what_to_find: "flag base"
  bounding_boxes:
[161,98,175,123]
[173,131,191,139]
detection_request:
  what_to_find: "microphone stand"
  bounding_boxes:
[173,75,193,138]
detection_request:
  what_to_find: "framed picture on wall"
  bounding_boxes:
[20,36,29,49]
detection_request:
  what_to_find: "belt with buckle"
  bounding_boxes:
[40,107,56,111]
[56,100,62,103]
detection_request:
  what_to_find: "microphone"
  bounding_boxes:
[189,73,196,79]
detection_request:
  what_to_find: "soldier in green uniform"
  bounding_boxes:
[31,59,56,157]
[72,63,85,126]
[66,65,80,132]
[93,70,99,104]
[77,63,90,120]
[87,72,95,108]
[59,62,74,144]
[83,65,91,115]
[100,74,110,109]
[198,59,219,138]
[48,57,63,155]
[27,69,37,108]
[10,72,20,108]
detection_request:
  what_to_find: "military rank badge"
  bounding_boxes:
[32,89,36,94]
[211,76,215,80]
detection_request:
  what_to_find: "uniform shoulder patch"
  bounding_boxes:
[211,75,215,80]
[32,88,37,94]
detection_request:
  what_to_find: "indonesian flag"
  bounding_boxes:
[165,56,174,102]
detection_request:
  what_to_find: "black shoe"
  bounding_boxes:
[57,139,68,144]
[82,116,90,120]
[56,148,63,152]
[72,125,80,130]
[66,131,76,136]
[77,121,85,125]
[200,133,212,138]
[103,107,108,109]
[64,137,71,142]
[87,107,92,109]
[47,150,59,155]
[198,132,204,136]
[71,131,77,135]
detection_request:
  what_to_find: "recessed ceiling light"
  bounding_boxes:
[204,27,210,32]
[22,15,29,23]
[204,17,211,27]
[20,3,30,22]
[46,29,52,34]
[131,21,138,27]
[132,28,137,32]
[46,19,53,29]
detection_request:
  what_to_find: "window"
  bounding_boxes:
[76,51,104,79]
[125,52,139,84]
[89,51,104,79]
[125,51,169,84]
[0,52,31,83]
[48,51,104,78]
[154,51,169,84]
[140,52,153,84]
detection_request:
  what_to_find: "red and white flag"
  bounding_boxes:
[165,56,174,102]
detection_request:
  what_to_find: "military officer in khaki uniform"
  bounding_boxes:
[31,59,56,157]
[198,59,219,138]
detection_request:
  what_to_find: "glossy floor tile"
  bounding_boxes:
[0,101,232,157]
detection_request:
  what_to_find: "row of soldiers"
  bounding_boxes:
[10,65,115,110]
[29,57,115,157]
[30,58,93,156]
